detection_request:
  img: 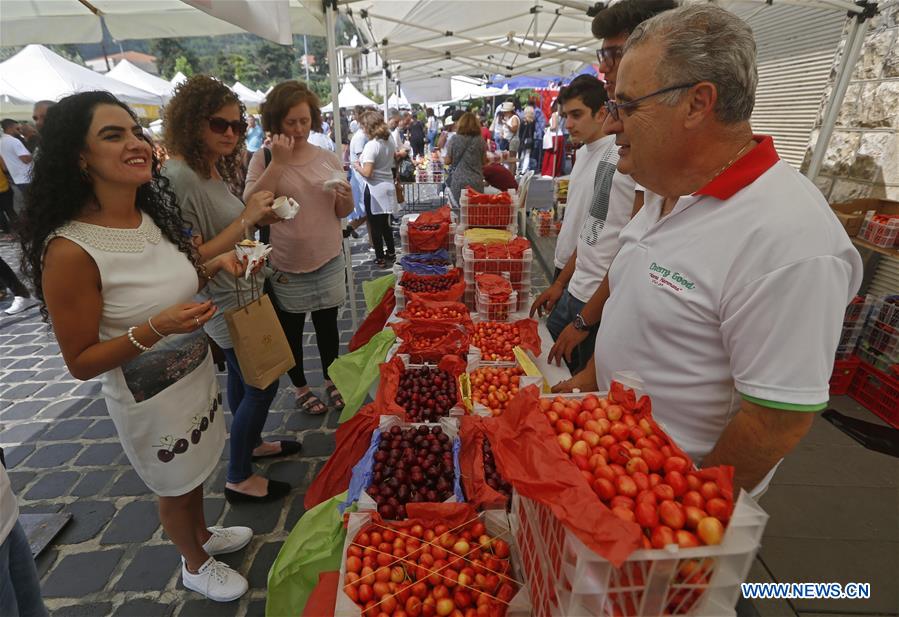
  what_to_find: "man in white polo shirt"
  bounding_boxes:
[557,5,862,494]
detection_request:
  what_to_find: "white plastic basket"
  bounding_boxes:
[476,288,518,322]
[335,508,532,617]
[459,199,518,229]
[511,491,767,617]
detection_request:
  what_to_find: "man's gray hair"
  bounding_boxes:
[625,4,757,123]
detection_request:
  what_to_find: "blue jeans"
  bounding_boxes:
[545,289,599,374]
[222,347,279,483]
[427,129,438,148]
[0,521,48,617]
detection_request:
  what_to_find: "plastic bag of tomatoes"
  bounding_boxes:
[390,320,471,363]
[396,299,474,331]
[336,504,530,617]
[465,187,514,205]
[471,319,540,363]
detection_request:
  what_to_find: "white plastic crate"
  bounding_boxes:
[863,320,899,357]
[513,491,767,617]
[460,199,518,229]
[335,507,531,617]
[859,211,899,248]
[476,288,518,322]
[462,241,533,285]
[399,221,457,255]
[839,322,864,348]
[874,296,899,328]
[531,209,560,237]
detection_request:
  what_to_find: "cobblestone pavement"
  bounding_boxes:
[0,226,550,617]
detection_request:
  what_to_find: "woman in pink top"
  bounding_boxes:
[244,81,354,415]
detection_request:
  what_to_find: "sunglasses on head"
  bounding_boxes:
[208,117,247,135]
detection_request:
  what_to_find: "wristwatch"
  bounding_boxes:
[573,312,591,332]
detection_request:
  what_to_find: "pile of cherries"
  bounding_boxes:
[367,425,456,520]
[395,366,458,421]
[400,272,459,294]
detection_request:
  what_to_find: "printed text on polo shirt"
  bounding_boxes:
[649,262,695,291]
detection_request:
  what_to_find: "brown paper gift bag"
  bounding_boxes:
[224,276,295,389]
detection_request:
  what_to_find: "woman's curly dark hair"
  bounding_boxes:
[17,91,197,321]
[164,75,246,184]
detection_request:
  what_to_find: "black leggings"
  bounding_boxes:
[0,189,15,234]
[0,257,29,297]
[274,303,340,387]
[364,185,395,260]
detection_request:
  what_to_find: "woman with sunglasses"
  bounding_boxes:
[18,91,253,602]
[245,80,354,416]
[162,76,297,506]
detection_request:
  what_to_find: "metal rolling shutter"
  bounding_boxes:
[734,2,848,169]
[867,256,899,298]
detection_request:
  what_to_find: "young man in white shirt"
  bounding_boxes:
[557,5,862,495]
[530,76,632,372]
[545,0,678,366]
[0,119,33,214]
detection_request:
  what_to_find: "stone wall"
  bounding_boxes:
[804,3,899,202]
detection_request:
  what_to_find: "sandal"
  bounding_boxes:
[324,383,345,411]
[375,258,387,269]
[296,390,328,415]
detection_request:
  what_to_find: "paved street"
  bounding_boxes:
[1,185,897,617]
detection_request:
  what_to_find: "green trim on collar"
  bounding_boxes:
[740,393,826,412]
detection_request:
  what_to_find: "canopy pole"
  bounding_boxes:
[383,67,389,116]
[805,5,873,181]
[325,0,358,330]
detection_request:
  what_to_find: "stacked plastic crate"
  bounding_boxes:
[858,211,899,248]
[455,189,521,310]
[849,296,899,428]
[830,296,870,395]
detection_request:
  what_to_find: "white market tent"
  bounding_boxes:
[0,44,164,114]
[387,90,411,109]
[232,81,265,106]
[319,79,379,112]
[0,0,325,46]
[170,71,188,87]
[338,0,875,175]
[107,58,176,103]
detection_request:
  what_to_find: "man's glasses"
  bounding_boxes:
[596,46,624,66]
[208,117,248,135]
[605,83,699,121]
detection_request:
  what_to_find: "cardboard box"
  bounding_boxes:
[831,199,899,237]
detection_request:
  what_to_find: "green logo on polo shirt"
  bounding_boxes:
[649,262,695,292]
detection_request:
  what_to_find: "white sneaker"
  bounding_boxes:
[182,557,248,602]
[4,296,35,315]
[202,526,253,556]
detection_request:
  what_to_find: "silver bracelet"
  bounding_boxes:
[127,326,151,352]
[147,317,165,338]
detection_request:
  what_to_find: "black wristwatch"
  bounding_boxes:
[573,312,591,331]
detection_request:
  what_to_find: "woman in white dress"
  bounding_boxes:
[17,92,253,602]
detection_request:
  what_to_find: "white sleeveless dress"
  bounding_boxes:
[50,214,225,496]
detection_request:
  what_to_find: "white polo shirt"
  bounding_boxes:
[553,136,611,270]
[594,136,862,480]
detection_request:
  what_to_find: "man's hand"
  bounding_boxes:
[548,323,588,366]
[551,368,598,393]
[530,283,564,318]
